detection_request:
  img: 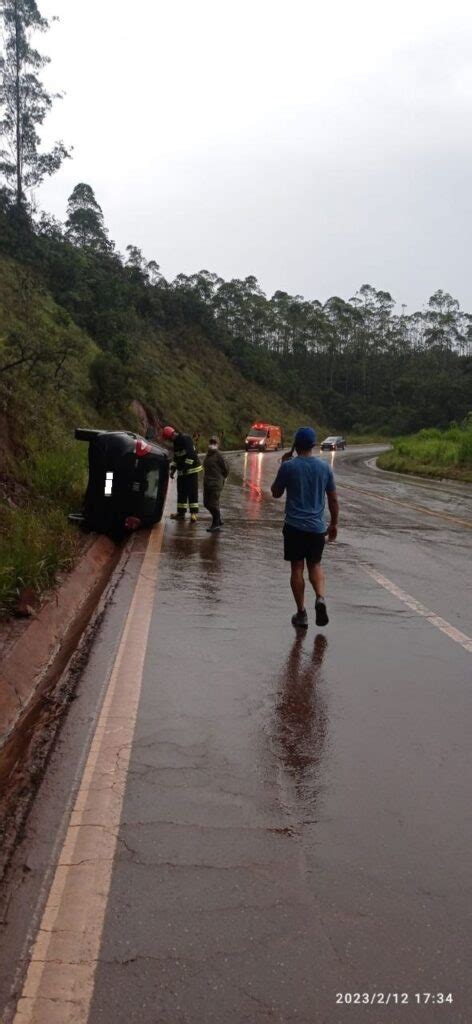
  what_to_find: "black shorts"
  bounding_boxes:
[283,524,325,564]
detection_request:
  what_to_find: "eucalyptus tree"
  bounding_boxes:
[422,291,463,353]
[187,270,223,304]
[65,183,112,252]
[0,0,70,206]
[270,291,295,355]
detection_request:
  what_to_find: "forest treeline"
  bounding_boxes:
[0,0,470,439]
[1,181,471,435]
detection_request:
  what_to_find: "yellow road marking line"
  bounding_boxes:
[363,565,472,653]
[13,522,166,1024]
[338,481,472,529]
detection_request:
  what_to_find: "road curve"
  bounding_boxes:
[0,445,470,1023]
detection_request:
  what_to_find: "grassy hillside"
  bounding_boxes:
[132,324,314,447]
[0,255,315,451]
[0,255,94,613]
[377,423,472,482]
[0,254,315,615]
[0,255,100,447]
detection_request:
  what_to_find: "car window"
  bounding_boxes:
[142,468,160,516]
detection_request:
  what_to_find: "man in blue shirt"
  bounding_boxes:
[271,426,339,628]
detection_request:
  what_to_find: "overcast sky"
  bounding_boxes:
[36,0,472,310]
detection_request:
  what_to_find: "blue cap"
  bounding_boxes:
[294,426,317,449]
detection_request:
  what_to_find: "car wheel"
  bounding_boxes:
[75,428,102,442]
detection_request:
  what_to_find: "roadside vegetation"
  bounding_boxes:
[0,441,87,616]
[377,420,472,483]
[0,504,81,616]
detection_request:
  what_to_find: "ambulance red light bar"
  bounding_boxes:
[135,439,151,457]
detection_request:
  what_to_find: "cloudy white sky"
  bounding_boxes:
[36,0,472,310]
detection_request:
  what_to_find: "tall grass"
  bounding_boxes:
[19,442,88,508]
[0,444,87,616]
[378,420,472,481]
[458,429,472,466]
[0,505,81,615]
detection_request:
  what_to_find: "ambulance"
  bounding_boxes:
[245,423,283,452]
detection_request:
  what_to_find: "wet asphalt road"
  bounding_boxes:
[1,446,471,1023]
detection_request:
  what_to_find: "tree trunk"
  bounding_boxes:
[14,0,22,206]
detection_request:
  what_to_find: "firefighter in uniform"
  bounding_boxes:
[162,426,202,521]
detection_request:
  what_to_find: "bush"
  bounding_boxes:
[458,430,472,466]
[416,428,442,441]
[90,353,131,412]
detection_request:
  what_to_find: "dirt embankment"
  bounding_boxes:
[0,532,124,877]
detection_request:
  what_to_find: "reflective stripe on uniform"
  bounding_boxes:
[186,465,203,474]
[189,504,199,510]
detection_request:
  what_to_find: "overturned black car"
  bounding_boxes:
[71,429,169,538]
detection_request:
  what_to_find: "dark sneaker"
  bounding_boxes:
[291,610,308,628]
[170,512,185,520]
[206,525,221,533]
[315,598,329,627]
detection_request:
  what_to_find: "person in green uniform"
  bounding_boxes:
[203,437,229,532]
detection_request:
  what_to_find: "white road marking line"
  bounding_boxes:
[13,521,167,1024]
[363,565,472,654]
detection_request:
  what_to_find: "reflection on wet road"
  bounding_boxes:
[242,450,264,507]
[273,634,328,807]
[1,446,471,1024]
